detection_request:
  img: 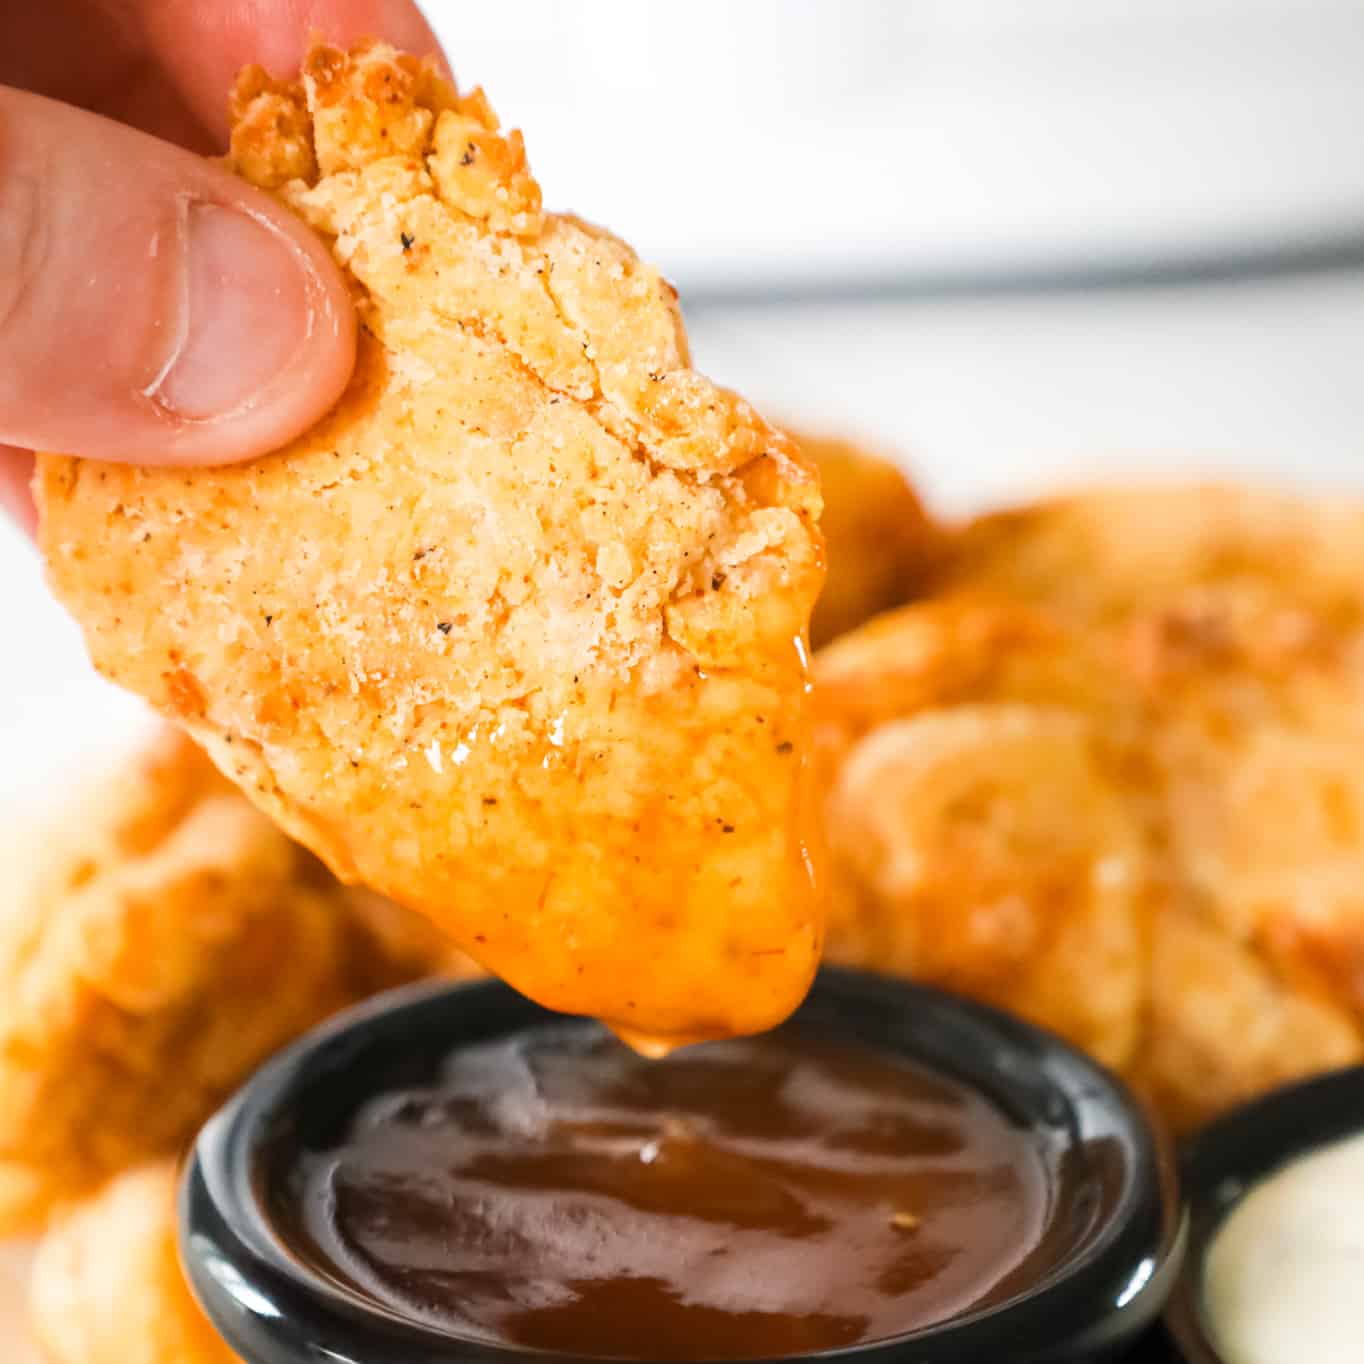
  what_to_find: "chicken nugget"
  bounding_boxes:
[814,595,1123,749]
[790,429,936,648]
[936,484,1364,629]
[1134,908,1361,1132]
[29,1160,236,1364]
[1117,578,1364,1018]
[0,731,451,1234]
[936,485,1364,1125]
[815,599,1150,1069]
[37,40,825,1047]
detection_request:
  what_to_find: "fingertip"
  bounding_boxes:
[143,1,454,143]
[0,91,358,467]
[245,0,451,84]
[0,448,38,538]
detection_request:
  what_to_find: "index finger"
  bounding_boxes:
[0,450,37,537]
[140,0,448,144]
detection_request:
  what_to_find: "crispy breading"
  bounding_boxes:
[37,40,825,1047]
[892,485,1364,1126]
[0,731,457,1235]
[29,1160,237,1364]
[790,429,936,648]
[813,595,1124,765]
[815,598,1150,1069]
[945,489,1364,1021]
[1118,583,1364,918]
[934,485,1364,630]
[1134,908,1361,1132]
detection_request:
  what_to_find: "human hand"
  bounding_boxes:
[0,0,447,532]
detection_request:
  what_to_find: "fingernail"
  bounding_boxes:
[153,202,320,421]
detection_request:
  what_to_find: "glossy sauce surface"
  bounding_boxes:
[281,1026,1052,1359]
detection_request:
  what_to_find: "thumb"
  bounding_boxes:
[0,87,355,465]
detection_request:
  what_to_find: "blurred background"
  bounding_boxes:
[3,0,1364,803]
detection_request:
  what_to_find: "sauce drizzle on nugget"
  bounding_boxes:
[37,40,826,1049]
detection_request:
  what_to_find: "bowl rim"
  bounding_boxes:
[1164,1062,1364,1364]
[180,968,1185,1364]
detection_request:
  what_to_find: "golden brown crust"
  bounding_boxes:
[968,492,1364,1070]
[933,484,1364,630]
[39,40,825,1044]
[815,598,1151,1069]
[1119,579,1364,1042]
[30,1160,238,1364]
[790,429,937,648]
[835,485,1364,1128]
[0,731,457,1234]
[1133,908,1361,1131]
[814,595,1124,763]
[227,64,316,189]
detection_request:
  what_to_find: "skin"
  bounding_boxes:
[0,0,448,529]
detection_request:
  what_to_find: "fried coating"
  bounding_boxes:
[0,730,456,1235]
[1114,577,1364,1109]
[1135,908,1361,1132]
[815,598,1151,1069]
[894,485,1364,1126]
[813,594,1125,768]
[37,40,825,1047]
[29,1160,237,1364]
[934,485,1364,630]
[814,570,1364,1124]
[790,429,935,648]
[945,492,1364,990]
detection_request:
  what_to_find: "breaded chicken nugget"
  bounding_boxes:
[0,731,452,1234]
[935,485,1364,629]
[1117,579,1364,1024]
[37,40,825,1047]
[1134,908,1361,1132]
[814,595,1123,764]
[814,598,1150,1069]
[934,486,1364,1124]
[30,1160,235,1364]
[952,489,1364,1028]
[790,429,936,648]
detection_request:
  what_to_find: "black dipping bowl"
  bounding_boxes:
[180,969,1184,1364]
[1165,1064,1364,1364]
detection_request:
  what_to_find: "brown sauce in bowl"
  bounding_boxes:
[280,1026,1053,1359]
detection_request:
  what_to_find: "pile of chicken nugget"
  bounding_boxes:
[8,436,1364,1362]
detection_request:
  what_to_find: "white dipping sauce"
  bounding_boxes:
[1204,1130,1364,1364]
